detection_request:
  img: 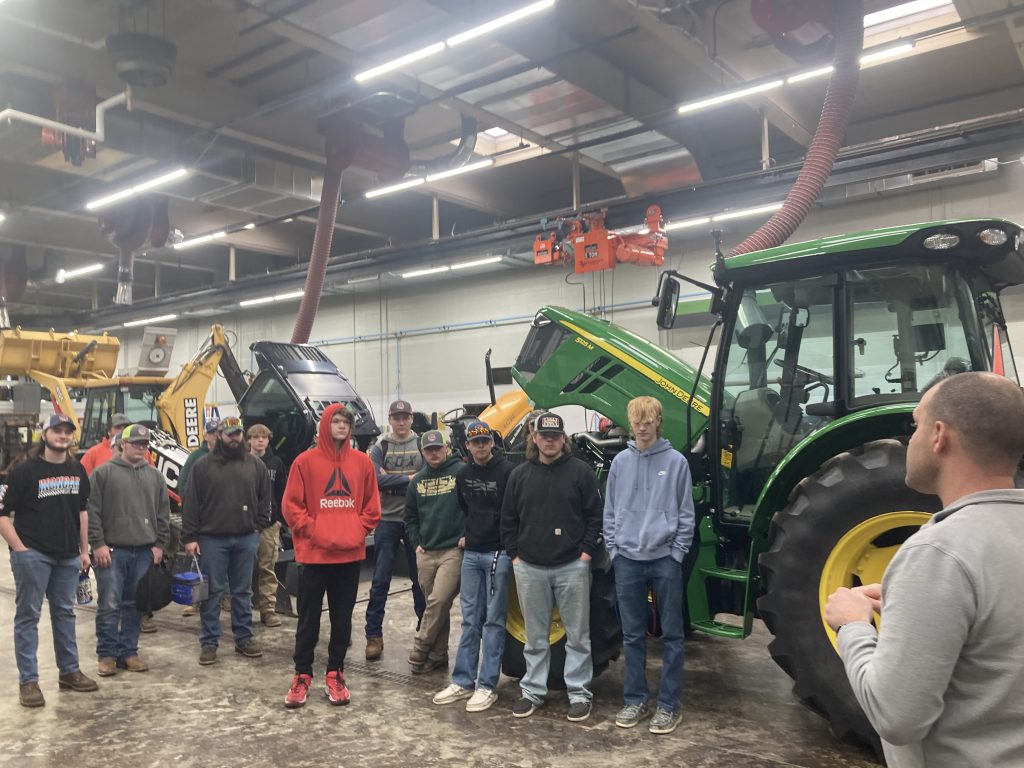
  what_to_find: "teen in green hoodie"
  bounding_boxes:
[404,429,464,674]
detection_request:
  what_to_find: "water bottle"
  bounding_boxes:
[76,568,93,605]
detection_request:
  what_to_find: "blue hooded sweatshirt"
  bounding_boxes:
[603,437,695,563]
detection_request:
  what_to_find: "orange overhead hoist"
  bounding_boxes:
[533,205,668,274]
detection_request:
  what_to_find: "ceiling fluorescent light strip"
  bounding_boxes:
[678,80,784,116]
[712,202,783,222]
[86,167,189,211]
[450,256,502,270]
[347,274,380,285]
[446,0,556,46]
[174,231,226,250]
[354,2,557,84]
[425,158,495,182]
[787,65,835,84]
[860,42,915,65]
[365,177,426,199]
[664,216,712,232]
[239,290,307,308]
[402,266,450,279]
[124,313,178,328]
[354,42,446,83]
[63,263,104,279]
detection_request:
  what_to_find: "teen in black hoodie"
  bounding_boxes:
[432,421,514,712]
[500,412,602,723]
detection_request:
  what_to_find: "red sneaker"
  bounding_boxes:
[325,670,350,705]
[285,674,312,709]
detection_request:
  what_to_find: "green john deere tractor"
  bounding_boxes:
[497,218,1023,746]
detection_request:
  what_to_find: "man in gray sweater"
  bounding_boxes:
[364,400,425,661]
[826,372,1024,768]
[87,425,170,676]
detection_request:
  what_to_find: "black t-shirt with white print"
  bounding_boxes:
[0,456,90,558]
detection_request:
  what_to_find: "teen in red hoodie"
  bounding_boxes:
[282,403,380,709]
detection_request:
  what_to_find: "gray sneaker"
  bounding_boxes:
[615,702,651,728]
[649,707,681,734]
[566,700,592,722]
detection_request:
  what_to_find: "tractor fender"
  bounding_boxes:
[748,404,916,544]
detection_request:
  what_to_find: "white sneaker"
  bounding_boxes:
[465,688,498,712]
[432,683,473,705]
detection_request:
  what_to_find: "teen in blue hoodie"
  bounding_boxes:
[604,396,694,736]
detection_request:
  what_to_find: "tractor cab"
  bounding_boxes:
[77,379,169,451]
[691,220,1023,526]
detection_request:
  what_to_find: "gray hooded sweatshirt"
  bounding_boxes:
[837,489,1024,768]
[603,437,694,563]
[87,455,171,550]
[368,433,422,523]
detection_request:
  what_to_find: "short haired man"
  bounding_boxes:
[405,429,465,674]
[182,416,272,665]
[825,372,1024,767]
[364,400,426,661]
[604,396,694,734]
[501,412,603,722]
[0,414,98,707]
[87,424,170,676]
[80,412,131,475]
[433,420,514,712]
[247,423,288,628]
[282,404,380,708]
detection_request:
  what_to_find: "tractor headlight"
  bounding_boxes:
[977,228,1008,246]
[923,233,959,250]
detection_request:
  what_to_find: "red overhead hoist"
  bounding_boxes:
[533,204,668,274]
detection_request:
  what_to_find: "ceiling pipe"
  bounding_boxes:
[728,0,863,257]
[0,89,128,144]
[408,115,479,176]
[290,115,410,343]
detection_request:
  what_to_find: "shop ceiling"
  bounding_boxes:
[0,0,1022,326]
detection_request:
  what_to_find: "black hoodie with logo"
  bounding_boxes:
[457,454,513,553]
[501,453,603,566]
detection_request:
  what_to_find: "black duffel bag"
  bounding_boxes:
[135,559,174,614]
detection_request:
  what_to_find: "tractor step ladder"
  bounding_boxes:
[690,564,749,638]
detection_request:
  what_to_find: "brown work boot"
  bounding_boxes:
[366,636,383,661]
[58,670,99,692]
[19,682,44,708]
[199,646,217,666]
[117,656,149,673]
[182,604,196,617]
[235,638,263,658]
[97,658,117,677]
[411,656,449,675]
[261,611,281,628]
[140,616,157,633]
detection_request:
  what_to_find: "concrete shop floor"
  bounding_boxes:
[0,552,876,768]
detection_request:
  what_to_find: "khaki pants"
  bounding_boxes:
[256,522,281,614]
[413,547,462,663]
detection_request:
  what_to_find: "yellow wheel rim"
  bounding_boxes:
[505,574,567,646]
[819,511,931,651]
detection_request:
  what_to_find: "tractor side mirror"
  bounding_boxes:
[655,272,681,330]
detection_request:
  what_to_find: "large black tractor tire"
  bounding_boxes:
[501,549,621,690]
[757,440,940,749]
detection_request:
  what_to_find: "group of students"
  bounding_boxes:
[0,395,695,735]
[282,395,695,735]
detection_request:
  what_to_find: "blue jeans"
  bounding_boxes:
[95,546,152,661]
[365,519,425,638]
[198,533,259,649]
[513,558,592,704]
[452,550,511,691]
[9,548,82,684]
[614,554,684,712]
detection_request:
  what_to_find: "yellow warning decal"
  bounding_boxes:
[721,449,733,469]
[561,320,711,417]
